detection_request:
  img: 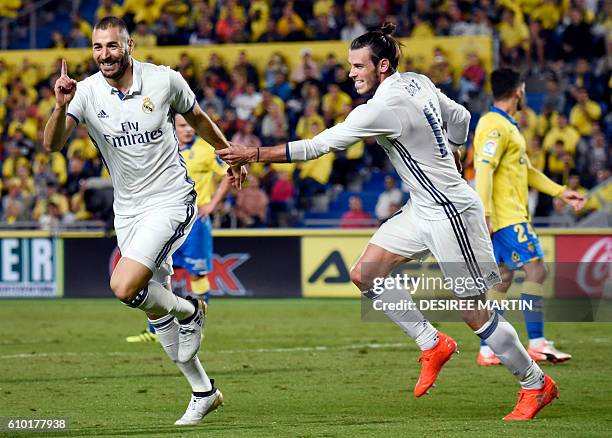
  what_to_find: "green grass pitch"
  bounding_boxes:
[1,298,611,437]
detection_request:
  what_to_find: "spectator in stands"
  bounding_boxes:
[257,18,282,43]
[235,175,268,227]
[321,53,340,85]
[133,0,162,26]
[8,106,37,142]
[205,52,230,90]
[164,0,189,31]
[296,103,325,140]
[322,83,352,125]
[569,58,602,103]
[248,0,270,42]
[261,102,288,145]
[569,87,602,137]
[95,0,123,22]
[497,6,529,66]
[2,178,29,223]
[67,125,98,162]
[291,49,321,84]
[231,121,261,149]
[68,26,89,48]
[459,52,486,107]
[375,175,403,221]
[2,142,28,180]
[0,0,20,18]
[341,13,366,41]
[313,13,339,40]
[269,170,295,227]
[215,6,245,43]
[543,114,581,156]
[65,155,93,197]
[546,140,574,184]
[277,2,306,39]
[542,76,565,115]
[199,86,224,117]
[340,196,373,228]
[233,83,262,121]
[32,181,68,222]
[15,163,35,198]
[254,88,285,119]
[189,19,215,46]
[234,51,260,90]
[37,84,56,120]
[70,179,93,221]
[39,200,74,231]
[33,150,67,186]
[428,52,457,101]
[264,53,289,89]
[585,129,609,177]
[132,22,157,48]
[218,107,239,140]
[269,71,293,102]
[561,8,594,61]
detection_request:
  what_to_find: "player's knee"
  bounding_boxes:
[524,264,546,283]
[110,276,140,302]
[349,265,368,291]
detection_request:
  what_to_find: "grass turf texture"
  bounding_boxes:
[1,299,611,437]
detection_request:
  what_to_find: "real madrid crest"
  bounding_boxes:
[142,97,155,114]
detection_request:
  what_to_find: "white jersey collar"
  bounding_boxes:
[100,58,142,98]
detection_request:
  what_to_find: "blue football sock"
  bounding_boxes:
[521,293,544,340]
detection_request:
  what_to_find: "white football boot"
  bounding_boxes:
[175,380,224,426]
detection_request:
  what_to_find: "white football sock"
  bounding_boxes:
[475,312,544,390]
[480,345,494,356]
[129,281,195,320]
[528,337,546,347]
[149,315,212,392]
[364,288,438,351]
[176,357,212,393]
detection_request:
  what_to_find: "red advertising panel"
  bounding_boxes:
[555,235,611,298]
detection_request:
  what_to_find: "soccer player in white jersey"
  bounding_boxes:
[43,16,239,425]
[219,23,559,420]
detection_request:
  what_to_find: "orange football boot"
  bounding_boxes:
[503,374,559,420]
[414,332,458,397]
[477,351,502,366]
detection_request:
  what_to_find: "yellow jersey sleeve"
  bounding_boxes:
[474,114,508,170]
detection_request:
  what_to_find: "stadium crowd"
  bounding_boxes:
[0,0,610,229]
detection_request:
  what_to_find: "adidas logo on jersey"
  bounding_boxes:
[97,110,109,119]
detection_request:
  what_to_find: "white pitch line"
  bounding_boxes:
[0,342,408,360]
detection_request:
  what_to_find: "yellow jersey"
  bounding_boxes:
[180,137,227,207]
[474,108,531,231]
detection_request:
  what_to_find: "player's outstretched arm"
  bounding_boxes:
[183,103,231,151]
[217,143,289,166]
[43,59,78,152]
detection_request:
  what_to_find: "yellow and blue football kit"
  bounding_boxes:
[474,107,564,270]
[474,106,566,344]
[173,136,227,277]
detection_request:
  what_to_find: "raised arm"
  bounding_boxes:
[43,59,78,152]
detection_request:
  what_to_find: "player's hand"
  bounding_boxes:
[453,149,463,174]
[54,59,77,109]
[216,143,256,167]
[559,189,586,212]
[485,215,493,235]
[227,165,248,189]
[198,203,215,218]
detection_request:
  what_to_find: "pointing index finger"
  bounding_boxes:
[61,59,67,77]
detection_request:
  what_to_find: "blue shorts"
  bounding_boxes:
[172,215,213,275]
[492,222,544,270]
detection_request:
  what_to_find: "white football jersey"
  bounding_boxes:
[289,72,479,220]
[67,59,195,216]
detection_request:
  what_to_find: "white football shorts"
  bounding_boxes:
[114,200,197,284]
[370,200,501,297]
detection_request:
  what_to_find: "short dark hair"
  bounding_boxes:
[350,22,402,71]
[93,16,130,40]
[490,68,523,101]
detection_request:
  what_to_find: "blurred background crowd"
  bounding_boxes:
[0,0,610,229]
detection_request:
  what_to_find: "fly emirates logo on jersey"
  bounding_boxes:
[103,121,163,148]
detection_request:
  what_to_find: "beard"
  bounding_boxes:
[99,51,130,80]
[516,95,524,111]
